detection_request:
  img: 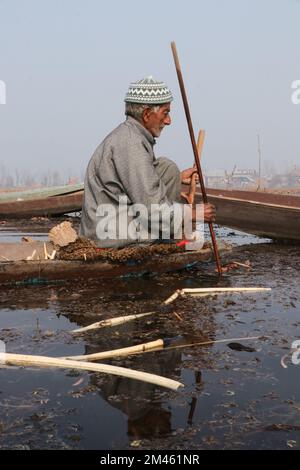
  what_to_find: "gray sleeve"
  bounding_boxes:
[113,140,184,239]
[113,140,170,207]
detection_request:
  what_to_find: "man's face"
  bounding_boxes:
[143,103,171,138]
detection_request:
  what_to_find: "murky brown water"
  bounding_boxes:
[1,223,300,450]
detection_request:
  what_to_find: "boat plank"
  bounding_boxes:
[0,191,83,219]
[0,245,229,284]
[192,188,300,241]
[0,183,84,202]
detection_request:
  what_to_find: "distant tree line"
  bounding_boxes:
[0,164,84,188]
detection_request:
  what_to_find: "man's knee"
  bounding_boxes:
[155,157,180,182]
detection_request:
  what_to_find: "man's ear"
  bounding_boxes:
[141,107,151,123]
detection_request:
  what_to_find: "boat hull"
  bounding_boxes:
[0,244,229,284]
[0,191,83,219]
[198,188,300,242]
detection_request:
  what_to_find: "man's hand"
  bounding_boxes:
[203,203,216,223]
[181,167,199,185]
[192,203,216,223]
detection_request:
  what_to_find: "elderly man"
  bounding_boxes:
[79,76,215,247]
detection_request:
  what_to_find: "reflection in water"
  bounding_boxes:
[3,228,299,449]
[0,276,215,444]
[84,324,207,440]
[187,371,202,425]
[90,353,204,439]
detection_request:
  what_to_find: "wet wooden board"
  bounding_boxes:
[0,191,83,219]
[206,188,300,208]
[192,187,300,242]
[0,244,230,284]
[0,183,84,202]
[0,241,54,261]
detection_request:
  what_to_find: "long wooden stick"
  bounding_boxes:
[62,339,164,362]
[164,335,262,352]
[71,291,183,334]
[3,353,183,391]
[171,41,222,275]
[186,130,205,205]
[197,129,206,161]
[63,336,263,363]
[71,311,154,334]
[181,287,271,296]
[164,286,271,303]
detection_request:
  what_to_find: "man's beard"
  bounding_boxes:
[152,127,163,138]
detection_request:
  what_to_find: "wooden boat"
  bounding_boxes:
[3,181,300,241]
[0,240,230,284]
[196,188,300,242]
[0,184,84,219]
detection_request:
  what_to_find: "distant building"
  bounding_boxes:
[204,170,226,188]
[204,168,258,189]
[231,174,256,188]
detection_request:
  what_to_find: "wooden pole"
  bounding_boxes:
[164,286,271,303]
[71,311,154,334]
[181,287,271,295]
[185,130,205,205]
[3,352,183,391]
[170,42,222,275]
[186,130,206,202]
[62,339,164,362]
[257,133,262,190]
[197,129,205,161]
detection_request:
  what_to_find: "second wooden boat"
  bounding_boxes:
[0,187,84,219]
[199,188,300,242]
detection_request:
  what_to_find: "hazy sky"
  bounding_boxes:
[0,0,299,180]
